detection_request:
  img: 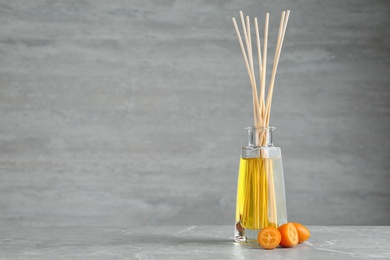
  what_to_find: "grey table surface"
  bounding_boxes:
[0,226,389,259]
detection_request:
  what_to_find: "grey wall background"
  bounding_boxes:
[0,0,389,227]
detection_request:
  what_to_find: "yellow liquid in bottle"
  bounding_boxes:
[235,157,279,230]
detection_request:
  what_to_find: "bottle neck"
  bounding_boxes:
[246,126,275,147]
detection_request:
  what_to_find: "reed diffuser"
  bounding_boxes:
[232,10,290,244]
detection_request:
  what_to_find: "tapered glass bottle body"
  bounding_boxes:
[234,127,287,244]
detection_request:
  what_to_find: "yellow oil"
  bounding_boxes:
[235,157,278,230]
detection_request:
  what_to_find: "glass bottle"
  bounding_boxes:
[234,126,287,244]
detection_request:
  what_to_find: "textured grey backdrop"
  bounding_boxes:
[0,0,389,227]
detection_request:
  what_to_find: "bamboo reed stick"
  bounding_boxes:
[246,16,252,67]
[246,16,261,129]
[265,10,290,126]
[246,16,257,126]
[232,17,258,125]
[267,159,277,227]
[260,13,269,128]
[254,17,263,126]
[262,160,268,227]
[264,11,285,127]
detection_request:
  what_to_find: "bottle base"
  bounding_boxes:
[234,222,260,245]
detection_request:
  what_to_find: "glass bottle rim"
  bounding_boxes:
[245,126,276,132]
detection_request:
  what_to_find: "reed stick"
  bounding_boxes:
[246,15,257,126]
[246,16,261,130]
[265,10,290,127]
[267,159,277,227]
[239,11,250,57]
[246,16,252,68]
[260,13,269,128]
[261,161,266,227]
[234,13,261,128]
[254,17,263,126]
[232,17,257,125]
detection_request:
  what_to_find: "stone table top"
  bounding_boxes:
[0,226,389,259]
